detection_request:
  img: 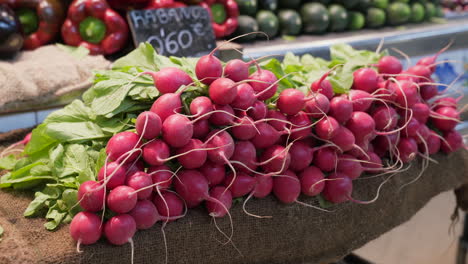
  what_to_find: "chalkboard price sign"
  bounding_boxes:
[127,7,216,57]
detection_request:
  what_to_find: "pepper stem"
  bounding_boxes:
[17,8,39,35]
[79,17,106,44]
[210,4,227,24]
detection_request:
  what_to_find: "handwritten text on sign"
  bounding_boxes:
[127,7,216,57]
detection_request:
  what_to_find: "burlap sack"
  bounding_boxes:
[0,129,467,264]
[0,46,110,114]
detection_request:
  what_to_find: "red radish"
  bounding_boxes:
[346,112,376,142]
[362,152,383,173]
[148,165,173,190]
[206,186,232,217]
[420,83,438,101]
[107,186,138,214]
[153,191,184,221]
[190,96,213,120]
[315,117,340,140]
[313,147,337,172]
[162,114,193,148]
[272,170,301,204]
[104,214,136,245]
[125,161,145,176]
[200,160,225,187]
[70,212,102,245]
[431,106,460,131]
[173,170,212,208]
[231,116,257,140]
[247,100,267,120]
[304,93,330,118]
[209,78,238,105]
[205,129,235,164]
[418,131,440,155]
[322,172,352,203]
[348,90,372,112]
[78,181,105,212]
[441,130,463,154]
[209,104,235,126]
[396,73,417,83]
[372,106,398,131]
[251,122,281,149]
[231,83,257,110]
[433,97,457,110]
[400,117,420,138]
[106,132,140,162]
[347,139,371,159]
[288,111,313,140]
[299,166,325,196]
[224,59,249,82]
[288,141,314,172]
[98,162,127,189]
[277,89,306,115]
[142,140,170,166]
[377,56,402,75]
[328,96,353,124]
[22,132,32,145]
[310,79,334,100]
[353,68,379,93]
[125,171,153,200]
[260,145,291,173]
[330,126,356,153]
[253,175,273,198]
[267,110,288,131]
[176,139,207,169]
[224,172,256,197]
[412,103,430,124]
[394,80,419,107]
[135,111,162,140]
[376,81,398,102]
[396,137,418,163]
[143,67,192,94]
[415,124,430,144]
[129,200,159,229]
[337,154,363,180]
[231,141,257,172]
[406,65,431,83]
[249,69,278,100]
[416,42,451,73]
[150,93,182,122]
[193,119,210,139]
[195,53,223,85]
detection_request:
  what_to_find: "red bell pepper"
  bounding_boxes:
[61,0,129,55]
[199,0,238,39]
[145,0,186,9]
[107,0,149,10]
[1,0,65,50]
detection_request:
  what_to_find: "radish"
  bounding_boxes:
[315,117,340,140]
[107,186,138,214]
[129,200,159,230]
[251,122,281,149]
[433,97,457,110]
[195,52,223,85]
[418,131,441,155]
[231,116,257,140]
[336,154,363,180]
[148,165,173,190]
[277,88,307,116]
[150,93,182,123]
[322,172,352,204]
[441,130,463,154]
[299,166,325,196]
[394,80,419,108]
[400,117,420,138]
[352,68,379,93]
[248,69,278,100]
[205,129,235,164]
[78,181,105,212]
[362,152,383,173]
[125,171,153,200]
[260,145,291,173]
[231,140,257,172]
[231,83,257,110]
[372,106,398,132]
[414,124,430,144]
[313,147,337,172]
[304,93,330,118]
[411,103,430,124]
[104,214,136,246]
[310,79,334,100]
[272,170,301,204]
[125,160,144,176]
[224,59,249,82]
[142,67,192,94]
[416,42,451,73]
[328,96,353,124]
[162,114,193,148]
[142,140,170,166]
[406,65,431,83]
[252,175,273,198]
[209,78,238,105]
[330,126,356,153]
[136,111,162,140]
[190,96,213,120]
[176,139,207,169]
[247,100,267,120]
[396,137,418,163]
[153,191,184,221]
[223,172,256,197]
[199,160,225,187]
[97,162,127,189]
[348,90,372,112]
[431,106,460,131]
[377,55,402,75]
[420,83,438,101]
[206,186,232,217]
[288,141,314,172]
[375,81,398,102]
[346,111,376,142]
[106,132,141,162]
[173,169,218,208]
[288,111,313,140]
[267,110,288,131]
[192,119,210,139]
[70,212,102,246]
[209,104,235,126]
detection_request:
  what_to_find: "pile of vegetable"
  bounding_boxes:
[0,42,464,260]
[233,0,445,41]
[442,0,468,11]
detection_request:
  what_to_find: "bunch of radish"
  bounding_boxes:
[69,47,465,258]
